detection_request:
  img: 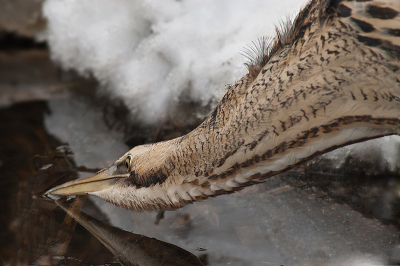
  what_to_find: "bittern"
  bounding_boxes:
[47,0,400,212]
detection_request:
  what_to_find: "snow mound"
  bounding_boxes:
[40,0,308,123]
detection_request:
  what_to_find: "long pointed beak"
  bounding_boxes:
[46,168,128,197]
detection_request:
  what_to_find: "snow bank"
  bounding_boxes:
[40,0,308,123]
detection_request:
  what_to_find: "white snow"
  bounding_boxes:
[40,0,308,123]
[314,135,400,175]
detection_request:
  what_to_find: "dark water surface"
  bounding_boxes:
[1,50,400,266]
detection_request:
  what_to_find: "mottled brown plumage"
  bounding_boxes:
[48,0,400,211]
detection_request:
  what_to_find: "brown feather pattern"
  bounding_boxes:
[84,0,400,211]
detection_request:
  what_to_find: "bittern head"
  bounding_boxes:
[46,153,133,197]
[46,141,192,211]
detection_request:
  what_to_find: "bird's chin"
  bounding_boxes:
[45,169,128,198]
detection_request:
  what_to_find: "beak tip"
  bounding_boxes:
[44,187,64,200]
[44,180,81,198]
[44,170,121,198]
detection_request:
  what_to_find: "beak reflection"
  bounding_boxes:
[56,198,204,266]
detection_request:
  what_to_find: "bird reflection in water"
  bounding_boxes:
[55,196,205,266]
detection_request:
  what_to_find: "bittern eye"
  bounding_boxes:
[125,155,133,172]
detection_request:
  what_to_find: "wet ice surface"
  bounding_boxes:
[44,99,128,169]
[1,51,400,266]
